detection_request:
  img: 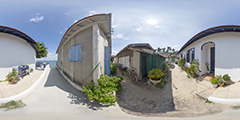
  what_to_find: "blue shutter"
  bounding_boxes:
[77,45,82,62]
[186,50,190,62]
[104,46,111,76]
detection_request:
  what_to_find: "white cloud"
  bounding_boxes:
[112,33,129,40]
[29,14,44,22]
[59,31,63,34]
[136,27,141,32]
[89,10,97,15]
[146,18,159,25]
[74,20,78,23]
[112,50,119,55]
[112,24,119,28]
[37,52,57,61]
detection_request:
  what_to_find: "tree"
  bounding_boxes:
[157,47,162,53]
[162,48,166,52]
[34,41,48,58]
[166,46,171,53]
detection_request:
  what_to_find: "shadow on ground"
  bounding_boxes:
[44,68,109,111]
[117,64,176,115]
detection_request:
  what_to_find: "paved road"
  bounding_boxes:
[0,68,240,120]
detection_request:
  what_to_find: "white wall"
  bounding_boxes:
[0,33,36,80]
[119,56,130,68]
[179,32,240,81]
[92,24,108,83]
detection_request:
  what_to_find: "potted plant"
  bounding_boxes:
[205,62,210,75]
[148,68,164,85]
[5,69,18,85]
[210,78,219,88]
[218,79,225,87]
[223,74,231,85]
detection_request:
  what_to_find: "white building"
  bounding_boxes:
[178,25,240,81]
[56,14,112,85]
[0,26,37,80]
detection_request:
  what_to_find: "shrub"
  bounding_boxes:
[156,83,164,88]
[6,68,18,83]
[116,76,123,81]
[148,68,164,80]
[0,100,26,110]
[111,62,117,75]
[82,74,121,105]
[163,63,170,74]
[183,66,189,72]
[178,57,185,69]
[186,59,201,78]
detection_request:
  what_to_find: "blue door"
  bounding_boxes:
[104,46,111,76]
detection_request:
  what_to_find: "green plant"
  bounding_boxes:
[116,76,123,81]
[148,68,164,80]
[205,99,213,103]
[223,74,231,81]
[82,74,121,105]
[34,41,48,58]
[0,100,26,110]
[5,69,18,83]
[163,63,170,74]
[30,68,33,73]
[231,105,240,109]
[186,59,201,78]
[156,83,164,88]
[178,57,185,69]
[183,66,189,72]
[110,62,117,75]
[218,79,224,84]
[210,78,219,84]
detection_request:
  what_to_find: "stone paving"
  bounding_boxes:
[0,69,43,98]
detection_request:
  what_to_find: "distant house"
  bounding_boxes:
[56,14,112,85]
[0,26,37,80]
[178,25,240,81]
[116,43,165,80]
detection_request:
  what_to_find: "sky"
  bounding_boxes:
[0,0,240,60]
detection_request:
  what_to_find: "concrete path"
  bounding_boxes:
[0,68,240,120]
[209,82,240,104]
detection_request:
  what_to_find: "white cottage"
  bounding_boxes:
[56,14,112,85]
[178,25,240,81]
[0,26,37,80]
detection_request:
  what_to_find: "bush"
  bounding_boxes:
[178,57,185,69]
[156,83,164,88]
[6,68,18,83]
[186,59,201,78]
[82,74,121,105]
[111,62,117,75]
[116,76,123,81]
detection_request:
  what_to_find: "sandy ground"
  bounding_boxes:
[117,64,227,117]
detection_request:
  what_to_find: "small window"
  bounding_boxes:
[191,48,195,61]
[186,50,190,62]
[69,44,82,62]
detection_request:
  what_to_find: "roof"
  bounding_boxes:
[178,25,240,54]
[56,13,112,53]
[158,52,171,58]
[116,43,156,56]
[0,26,38,53]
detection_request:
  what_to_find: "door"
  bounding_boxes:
[104,46,111,76]
[141,53,147,78]
[210,47,215,73]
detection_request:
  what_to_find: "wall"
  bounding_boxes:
[0,33,36,80]
[92,24,109,83]
[131,51,140,79]
[178,32,240,81]
[60,27,93,85]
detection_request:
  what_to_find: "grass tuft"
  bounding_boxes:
[205,99,213,103]
[231,105,240,109]
[0,100,26,110]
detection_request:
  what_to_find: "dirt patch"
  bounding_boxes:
[117,64,227,117]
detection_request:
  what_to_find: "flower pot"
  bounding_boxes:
[148,78,162,85]
[212,84,218,88]
[8,81,14,85]
[225,81,231,85]
[218,83,224,87]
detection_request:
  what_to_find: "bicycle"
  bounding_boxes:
[128,67,138,81]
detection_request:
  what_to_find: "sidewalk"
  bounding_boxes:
[0,69,44,98]
[208,82,240,104]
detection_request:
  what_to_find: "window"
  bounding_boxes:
[69,44,82,62]
[187,48,195,63]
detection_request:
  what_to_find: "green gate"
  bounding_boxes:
[140,52,165,78]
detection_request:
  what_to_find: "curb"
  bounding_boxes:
[208,96,240,104]
[0,65,50,103]
[56,66,83,91]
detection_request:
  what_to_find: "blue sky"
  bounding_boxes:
[0,0,240,60]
